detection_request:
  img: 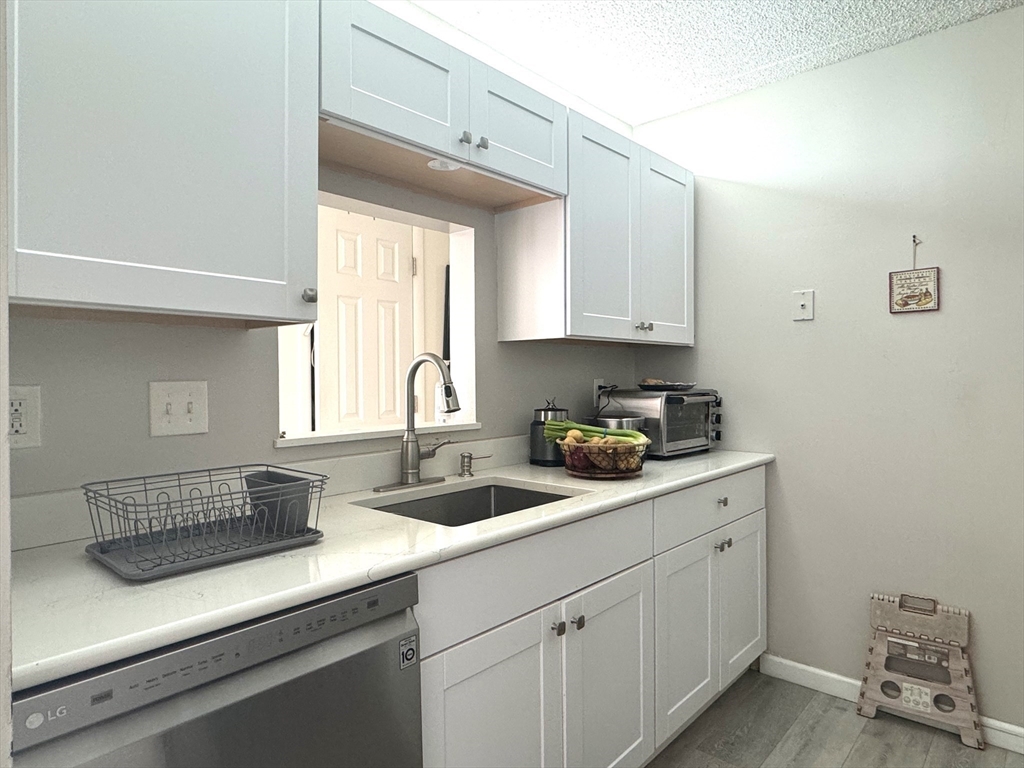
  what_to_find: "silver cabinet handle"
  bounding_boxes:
[646,322,654,331]
[551,621,566,636]
[476,136,489,149]
[570,615,586,631]
[301,288,318,303]
[459,130,473,145]
[718,496,729,506]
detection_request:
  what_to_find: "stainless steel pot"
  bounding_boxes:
[585,415,645,432]
[530,400,568,466]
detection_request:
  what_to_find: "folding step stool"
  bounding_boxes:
[857,593,983,749]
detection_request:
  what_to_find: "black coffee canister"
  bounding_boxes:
[530,399,568,466]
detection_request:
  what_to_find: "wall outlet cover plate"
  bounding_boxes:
[149,381,209,437]
[792,289,815,321]
[9,385,42,449]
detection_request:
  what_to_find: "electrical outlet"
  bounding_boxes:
[149,381,209,437]
[9,386,42,449]
[593,378,605,407]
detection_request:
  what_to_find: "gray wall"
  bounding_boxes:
[634,9,1024,726]
[9,166,635,496]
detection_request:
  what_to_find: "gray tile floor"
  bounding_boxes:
[649,671,1024,768]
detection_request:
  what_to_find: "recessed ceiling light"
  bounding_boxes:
[427,158,462,172]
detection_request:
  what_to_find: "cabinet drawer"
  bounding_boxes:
[416,500,653,658]
[654,467,764,555]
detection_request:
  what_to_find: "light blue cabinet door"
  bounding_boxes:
[468,61,567,195]
[12,0,319,322]
[566,111,641,341]
[637,149,694,345]
[321,1,470,160]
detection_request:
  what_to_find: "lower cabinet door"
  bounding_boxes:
[654,533,720,746]
[420,604,563,768]
[563,562,655,768]
[718,509,767,686]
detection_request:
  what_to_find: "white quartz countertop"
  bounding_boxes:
[12,450,773,692]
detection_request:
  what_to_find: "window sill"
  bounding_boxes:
[274,421,483,449]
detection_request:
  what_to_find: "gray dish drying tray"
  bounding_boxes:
[83,464,327,581]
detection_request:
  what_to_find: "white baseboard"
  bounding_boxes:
[759,653,1024,755]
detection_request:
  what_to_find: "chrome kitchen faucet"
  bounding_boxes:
[374,352,460,492]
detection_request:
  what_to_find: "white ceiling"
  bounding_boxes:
[408,0,1021,126]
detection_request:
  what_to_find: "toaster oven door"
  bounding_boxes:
[663,395,713,452]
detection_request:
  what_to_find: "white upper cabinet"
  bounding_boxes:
[468,61,568,195]
[566,112,641,341]
[11,0,319,323]
[320,1,470,160]
[319,2,567,195]
[497,112,694,346]
[637,150,695,345]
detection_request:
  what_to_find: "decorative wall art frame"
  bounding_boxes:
[889,267,939,314]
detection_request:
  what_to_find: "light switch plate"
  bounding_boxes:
[793,289,815,321]
[149,381,209,437]
[9,385,42,449]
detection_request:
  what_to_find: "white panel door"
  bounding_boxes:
[637,150,694,345]
[566,112,641,341]
[718,510,767,686]
[654,533,720,746]
[12,0,318,322]
[564,562,655,768]
[320,1,470,160]
[421,604,563,768]
[317,208,414,432]
[468,61,567,194]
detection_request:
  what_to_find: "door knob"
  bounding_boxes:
[570,615,586,631]
[459,130,473,145]
[551,621,566,636]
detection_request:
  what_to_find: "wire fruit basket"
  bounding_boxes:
[83,464,328,581]
[556,438,651,480]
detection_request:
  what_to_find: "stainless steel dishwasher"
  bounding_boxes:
[12,574,422,768]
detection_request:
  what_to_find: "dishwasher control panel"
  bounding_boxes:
[12,573,418,753]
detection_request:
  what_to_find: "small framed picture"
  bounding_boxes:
[889,267,939,314]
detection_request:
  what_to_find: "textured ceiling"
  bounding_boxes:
[408,0,1022,126]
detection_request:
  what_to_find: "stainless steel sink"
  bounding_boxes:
[354,479,586,527]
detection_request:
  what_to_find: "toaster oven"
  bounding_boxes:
[597,389,721,458]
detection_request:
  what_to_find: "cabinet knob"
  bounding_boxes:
[646,322,655,331]
[476,136,490,150]
[715,541,728,553]
[459,130,473,145]
[634,322,654,331]
[712,430,722,441]
[301,288,318,303]
[570,615,586,631]
[717,496,729,507]
[727,537,733,548]
[712,413,722,425]
[551,621,566,637]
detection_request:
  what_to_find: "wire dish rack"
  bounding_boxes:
[83,465,328,581]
